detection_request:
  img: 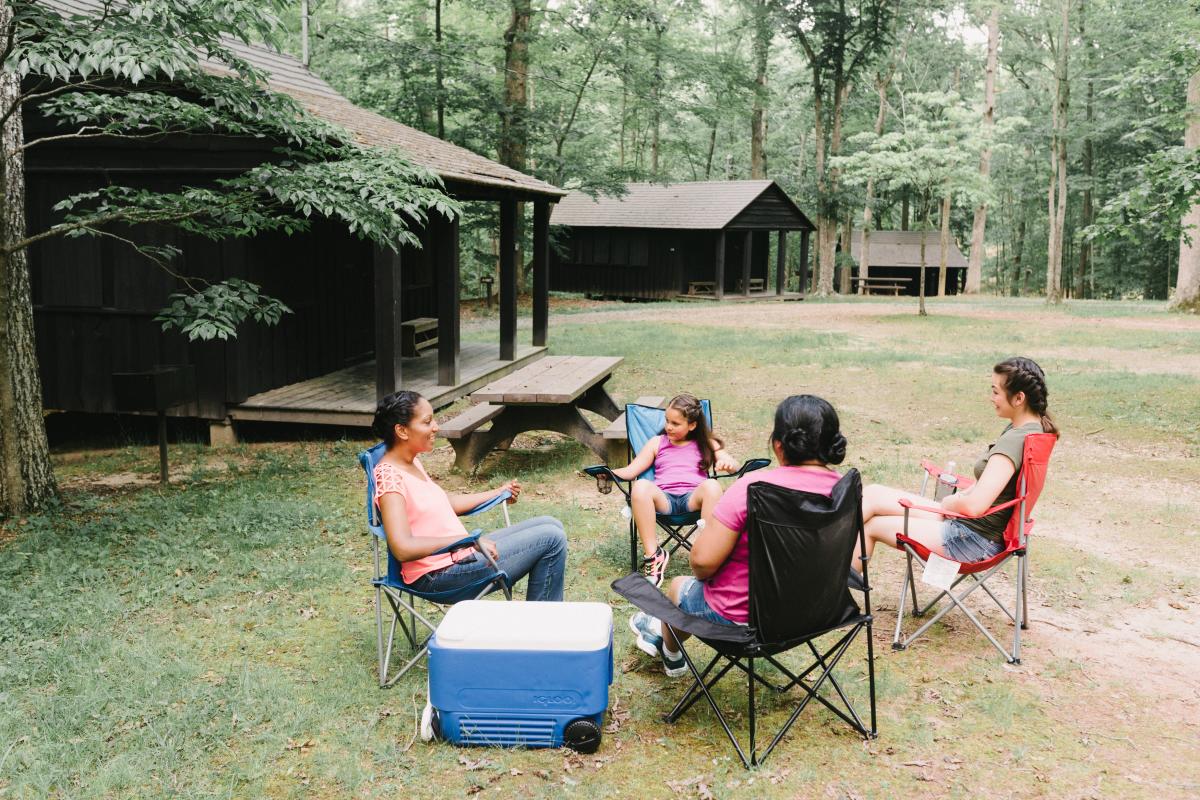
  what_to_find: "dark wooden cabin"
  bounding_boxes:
[28,9,563,440]
[848,230,968,296]
[549,181,814,300]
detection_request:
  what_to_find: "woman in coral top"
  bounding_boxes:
[372,391,567,601]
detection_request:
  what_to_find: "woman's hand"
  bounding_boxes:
[714,450,738,473]
[500,479,522,504]
[478,536,500,562]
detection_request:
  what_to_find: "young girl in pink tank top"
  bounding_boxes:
[609,393,739,587]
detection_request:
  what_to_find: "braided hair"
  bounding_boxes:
[770,395,847,466]
[993,357,1059,435]
[664,393,723,471]
[372,390,425,446]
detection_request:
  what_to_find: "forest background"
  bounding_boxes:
[276,0,1200,307]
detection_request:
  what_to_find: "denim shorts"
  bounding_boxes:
[664,491,693,516]
[941,519,1004,563]
[677,577,739,627]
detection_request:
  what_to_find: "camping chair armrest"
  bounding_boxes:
[719,457,772,480]
[919,459,976,491]
[431,530,485,556]
[898,495,1024,521]
[582,465,631,499]
[462,489,512,517]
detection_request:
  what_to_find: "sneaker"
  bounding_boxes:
[629,611,663,657]
[640,546,670,588]
[659,645,688,678]
[629,612,688,678]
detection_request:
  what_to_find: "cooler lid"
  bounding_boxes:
[435,601,613,651]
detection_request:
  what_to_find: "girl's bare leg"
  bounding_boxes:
[854,515,949,567]
[662,576,692,653]
[631,479,671,558]
[862,483,944,522]
[687,478,722,525]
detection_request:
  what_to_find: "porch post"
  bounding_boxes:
[776,230,787,295]
[499,198,517,360]
[532,200,550,348]
[714,230,726,301]
[798,229,811,299]
[435,213,460,386]
[373,244,403,402]
[742,230,753,296]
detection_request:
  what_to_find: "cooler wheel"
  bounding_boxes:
[562,718,602,754]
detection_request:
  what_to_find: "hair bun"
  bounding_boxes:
[823,432,848,465]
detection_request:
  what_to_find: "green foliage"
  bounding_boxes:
[155,278,291,341]
[4,0,457,340]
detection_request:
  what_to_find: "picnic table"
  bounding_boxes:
[850,276,912,296]
[441,356,623,472]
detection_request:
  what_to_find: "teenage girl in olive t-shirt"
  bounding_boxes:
[852,357,1059,567]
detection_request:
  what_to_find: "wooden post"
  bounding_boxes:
[714,230,726,301]
[499,198,517,360]
[532,200,549,347]
[776,230,787,295]
[798,229,811,298]
[742,230,753,296]
[374,244,403,401]
[435,214,460,386]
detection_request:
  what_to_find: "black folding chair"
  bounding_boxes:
[612,470,877,768]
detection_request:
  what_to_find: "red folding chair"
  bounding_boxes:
[891,433,1057,663]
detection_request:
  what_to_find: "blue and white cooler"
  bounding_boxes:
[424,600,613,753]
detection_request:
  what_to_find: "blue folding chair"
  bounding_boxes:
[359,442,513,688]
[584,402,771,573]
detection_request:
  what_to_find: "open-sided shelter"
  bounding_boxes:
[848,230,968,296]
[30,0,564,441]
[549,181,814,301]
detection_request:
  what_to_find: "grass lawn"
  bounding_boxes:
[3,295,1199,798]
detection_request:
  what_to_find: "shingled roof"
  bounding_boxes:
[46,0,564,198]
[551,180,809,230]
[849,230,968,268]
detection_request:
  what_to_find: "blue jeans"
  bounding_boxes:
[676,577,739,626]
[941,519,1004,562]
[410,516,567,601]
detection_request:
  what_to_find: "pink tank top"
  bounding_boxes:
[654,436,708,495]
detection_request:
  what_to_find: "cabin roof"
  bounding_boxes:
[550,180,812,230]
[849,230,968,268]
[45,0,564,198]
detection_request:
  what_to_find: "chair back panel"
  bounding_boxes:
[1002,433,1057,547]
[625,400,713,482]
[358,442,388,537]
[747,470,863,645]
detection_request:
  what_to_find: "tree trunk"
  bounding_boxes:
[0,28,58,516]
[435,0,445,139]
[704,121,717,180]
[938,190,951,297]
[750,0,770,179]
[650,24,664,177]
[860,73,890,294]
[918,209,929,316]
[901,193,909,230]
[966,5,999,294]
[1011,216,1026,297]
[839,214,852,294]
[1047,0,1070,304]
[1171,69,1200,311]
[500,0,531,287]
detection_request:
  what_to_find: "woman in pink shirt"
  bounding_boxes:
[373,391,567,601]
[630,395,845,676]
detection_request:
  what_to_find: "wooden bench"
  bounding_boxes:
[400,317,438,357]
[735,278,765,293]
[440,403,507,471]
[602,395,666,466]
[687,281,716,296]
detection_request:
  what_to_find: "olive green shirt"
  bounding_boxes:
[962,422,1043,543]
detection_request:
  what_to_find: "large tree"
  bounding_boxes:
[0,0,457,515]
[777,0,898,295]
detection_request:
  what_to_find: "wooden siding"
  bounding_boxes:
[27,142,438,420]
[726,184,813,230]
